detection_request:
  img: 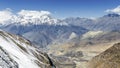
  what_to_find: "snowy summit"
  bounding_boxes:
[0,9,67,25]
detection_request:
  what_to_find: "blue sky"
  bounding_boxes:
[0,0,120,18]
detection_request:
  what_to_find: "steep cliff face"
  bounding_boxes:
[88,43,120,68]
[0,30,55,68]
[0,46,18,68]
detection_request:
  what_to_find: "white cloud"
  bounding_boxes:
[105,5,120,14]
[0,8,15,24]
[17,10,51,18]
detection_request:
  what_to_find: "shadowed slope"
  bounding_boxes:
[88,43,120,68]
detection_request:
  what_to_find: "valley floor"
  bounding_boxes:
[47,41,119,68]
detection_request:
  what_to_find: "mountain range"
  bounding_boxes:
[0,11,120,68]
[0,13,120,48]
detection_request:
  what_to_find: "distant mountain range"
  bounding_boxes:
[0,13,120,48]
[64,13,120,31]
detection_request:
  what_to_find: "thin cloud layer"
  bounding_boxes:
[105,5,120,14]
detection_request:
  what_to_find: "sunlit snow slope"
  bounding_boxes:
[0,30,54,68]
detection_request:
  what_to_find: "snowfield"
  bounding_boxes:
[0,30,54,68]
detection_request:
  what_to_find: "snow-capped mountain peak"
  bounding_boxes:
[0,9,68,25]
[103,13,120,17]
[17,10,57,25]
